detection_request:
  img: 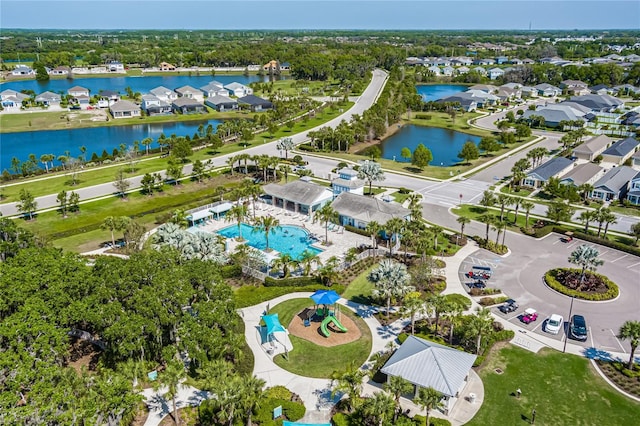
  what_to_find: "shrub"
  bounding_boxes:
[297,143,316,152]
[552,226,640,257]
[415,114,433,120]
[544,268,619,301]
[264,276,323,287]
[332,413,351,426]
[413,415,451,426]
[398,187,412,194]
[344,224,371,237]
[235,284,346,308]
[444,293,472,310]
[254,398,305,425]
[220,264,242,278]
[478,295,509,306]
[265,385,292,400]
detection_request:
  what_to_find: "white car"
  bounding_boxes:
[546,314,564,335]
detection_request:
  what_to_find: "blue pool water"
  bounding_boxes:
[416,84,468,102]
[217,223,322,260]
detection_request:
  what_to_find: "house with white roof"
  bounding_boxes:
[68,86,90,97]
[106,60,125,72]
[428,66,441,76]
[331,191,411,229]
[149,86,178,103]
[441,66,454,77]
[224,82,253,97]
[0,89,29,109]
[200,81,229,98]
[262,180,333,216]
[456,66,470,75]
[572,135,613,161]
[488,68,505,80]
[472,67,487,76]
[35,91,62,107]
[11,65,35,76]
[109,100,141,119]
[175,85,204,102]
[533,83,561,97]
[331,167,365,196]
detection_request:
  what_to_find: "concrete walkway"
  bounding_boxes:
[142,384,211,426]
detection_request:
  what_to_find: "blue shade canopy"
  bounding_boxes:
[310,289,340,305]
[263,313,286,336]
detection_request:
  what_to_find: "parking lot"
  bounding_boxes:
[458,232,640,355]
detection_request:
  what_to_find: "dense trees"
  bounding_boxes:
[411,143,433,169]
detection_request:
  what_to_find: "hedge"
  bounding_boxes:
[235,284,346,308]
[220,264,242,278]
[254,398,305,425]
[413,415,451,426]
[297,143,316,152]
[344,224,372,238]
[544,268,619,301]
[264,275,323,287]
[332,413,351,426]
[552,226,640,257]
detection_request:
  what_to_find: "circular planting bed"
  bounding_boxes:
[545,268,619,301]
[269,298,372,378]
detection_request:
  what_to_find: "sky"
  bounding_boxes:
[1,0,639,30]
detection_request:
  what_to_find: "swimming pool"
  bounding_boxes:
[217,223,322,260]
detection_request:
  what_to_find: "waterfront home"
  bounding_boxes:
[533,83,561,97]
[141,94,173,115]
[381,336,477,415]
[331,191,411,230]
[175,85,204,102]
[68,86,90,97]
[109,100,141,119]
[159,62,176,71]
[590,166,640,201]
[224,82,253,97]
[472,67,487,76]
[171,97,205,114]
[428,66,441,76]
[469,84,498,93]
[106,60,125,72]
[0,89,29,109]
[560,163,604,187]
[35,91,62,107]
[601,137,640,165]
[97,90,121,108]
[11,65,35,76]
[457,66,470,75]
[149,86,178,103]
[238,95,273,112]
[572,135,613,161]
[331,167,365,197]
[522,157,574,188]
[626,174,640,205]
[200,81,229,98]
[488,67,505,80]
[262,179,333,216]
[439,93,478,112]
[204,95,238,112]
[49,66,70,76]
[441,66,455,77]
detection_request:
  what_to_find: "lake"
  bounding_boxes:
[0,74,281,95]
[0,119,221,171]
[416,84,468,102]
[380,125,481,167]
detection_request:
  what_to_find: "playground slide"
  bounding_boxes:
[320,315,348,337]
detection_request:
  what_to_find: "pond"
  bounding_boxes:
[0,74,283,95]
[416,84,468,102]
[379,125,481,167]
[0,119,222,171]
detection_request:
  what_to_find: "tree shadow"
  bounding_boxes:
[404,166,424,174]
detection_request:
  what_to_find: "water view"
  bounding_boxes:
[380,125,481,167]
[416,84,468,102]
[0,74,282,95]
[0,119,221,171]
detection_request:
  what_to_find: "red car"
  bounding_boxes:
[521,308,538,324]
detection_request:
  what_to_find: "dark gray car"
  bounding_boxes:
[570,315,588,341]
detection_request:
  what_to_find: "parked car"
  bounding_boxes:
[467,280,486,289]
[521,308,538,324]
[569,315,588,341]
[499,299,518,314]
[546,314,564,335]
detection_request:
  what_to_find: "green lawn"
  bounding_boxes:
[270,298,372,378]
[467,345,640,426]
[341,265,375,304]
[407,111,490,137]
[609,205,640,218]
[500,186,534,197]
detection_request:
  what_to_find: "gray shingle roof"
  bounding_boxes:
[262,181,333,206]
[593,166,640,194]
[331,192,410,224]
[568,94,623,111]
[238,94,273,107]
[172,97,203,107]
[175,85,201,95]
[205,95,237,106]
[559,163,602,186]
[109,100,140,112]
[150,86,175,97]
[573,135,613,155]
[522,108,585,125]
[602,137,639,157]
[527,157,574,181]
[35,91,61,102]
[331,178,364,189]
[380,335,477,397]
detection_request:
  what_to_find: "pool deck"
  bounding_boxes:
[190,201,371,265]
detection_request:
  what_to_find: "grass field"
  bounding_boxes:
[271,298,372,378]
[341,265,375,303]
[467,345,640,426]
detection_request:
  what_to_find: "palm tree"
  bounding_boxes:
[579,210,594,233]
[271,253,298,278]
[239,375,265,426]
[238,153,251,174]
[457,216,470,236]
[169,209,189,229]
[253,215,280,251]
[383,375,413,422]
[242,181,262,218]
[478,214,495,242]
[511,197,522,224]
[362,391,396,426]
[330,362,365,412]
[468,308,494,354]
[357,160,385,196]
[619,321,640,370]
[578,183,594,203]
[226,204,248,241]
[366,221,383,250]
[154,360,186,426]
[443,299,465,345]
[568,244,604,284]
[317,256,340,286]
[430,225,443,251]
[496,194,513,222]
[313,203,338,245]
[101,216,129,247]
[479,190,496,210]
[521,200,535,230]
[401,291,425,335]
[414,387,444,426]
[427,293,449,336]
[602,210,618,239]
[368,259,414,319]
[384,217,405,257]
[493,219,506,247]
[407,192,423,221]
[299,250,320,276]
[226,155,237,176]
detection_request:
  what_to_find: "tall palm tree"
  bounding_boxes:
[154,360,186,426]
[496,193,513,222]
[427,293,449,336]
[568,244,604,284]
[493,219,506,247]
[579,210,594,233]
[457,216,470,236]
[366,221,383,250]
[226,155,237,176]
[362,392,396,426]
[578,183,594,203]
[271,253,298,278]
[383,376,413,422]
[602,210,618,238]
[430,225,443,251]
[443,299,465,345]
[468,308,494,354]
[169,209,189,229]
[479,190,496,210]
[253,215,280,251]
[414,387,444,426]
[239,375,265,426]
[242,181,262,218]
[407,192,423,221]
[401,291,425,335]
[521,200,535,230]
[619,320,640,370]
[478,214,495,242]
[384,217,405,257]
[314,203,338,245]
[511,197,522,224]
[226,204,248,241]
[330,362,365,412]
[368,259,414,319]
[299,249,320,276]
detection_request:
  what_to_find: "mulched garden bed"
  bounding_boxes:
[595,360,640,398]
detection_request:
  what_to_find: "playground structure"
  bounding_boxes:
[309,290,348,337]
[260,312,293,355]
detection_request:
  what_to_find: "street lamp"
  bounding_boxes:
[562,295,575,353]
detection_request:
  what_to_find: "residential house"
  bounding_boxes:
[141,94,173,115]
[171,97,205,114]
[106,61,125,72]
[34,91,62,107]
[568,94,624,112]
[224,82,253,97]
[237,94,273,112]
[590,84,612,95]
[632,150,640,168]
[441,66,454,77]
[439,93,478,112]
[380,335,477,415]
[159,62,176,71]
[522,105,587,128]
[204,95,238,112]
[175,85,204,102]
[149,86,178,103]
[11,65,35,76]
[457,66,470,75]
[520,86,538,98]
[533,83,561,97]
[509,58,524,65]
[263,60,285,73]
[561,79,589,95]
[331,167,365,197]
[262,180,333,216]
[496,87,520,102]
[495,56,509,64]
[280,62,291,71]
[200,81,229,98]
[68,86,90,97]
[626,174,640,205]
[428,66,441,76]
[473,58,495,66]
[590,166,640,201]
[109,100,141,119]
[97,90,121,108]
[0,89,29,109]
[522,157,574,188]
[468,84,498,93]
[522,58,536,65]
[601,137,640,165]
[331,191,411,230]
[472,67,487,76]
[49,66,70,76]
[572,135,613,161]
[487,67,504,80]
[559,163,604,187]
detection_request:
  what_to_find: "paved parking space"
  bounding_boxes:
[458,232,640,355]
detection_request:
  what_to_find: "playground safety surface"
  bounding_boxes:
[288,308,362,347]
